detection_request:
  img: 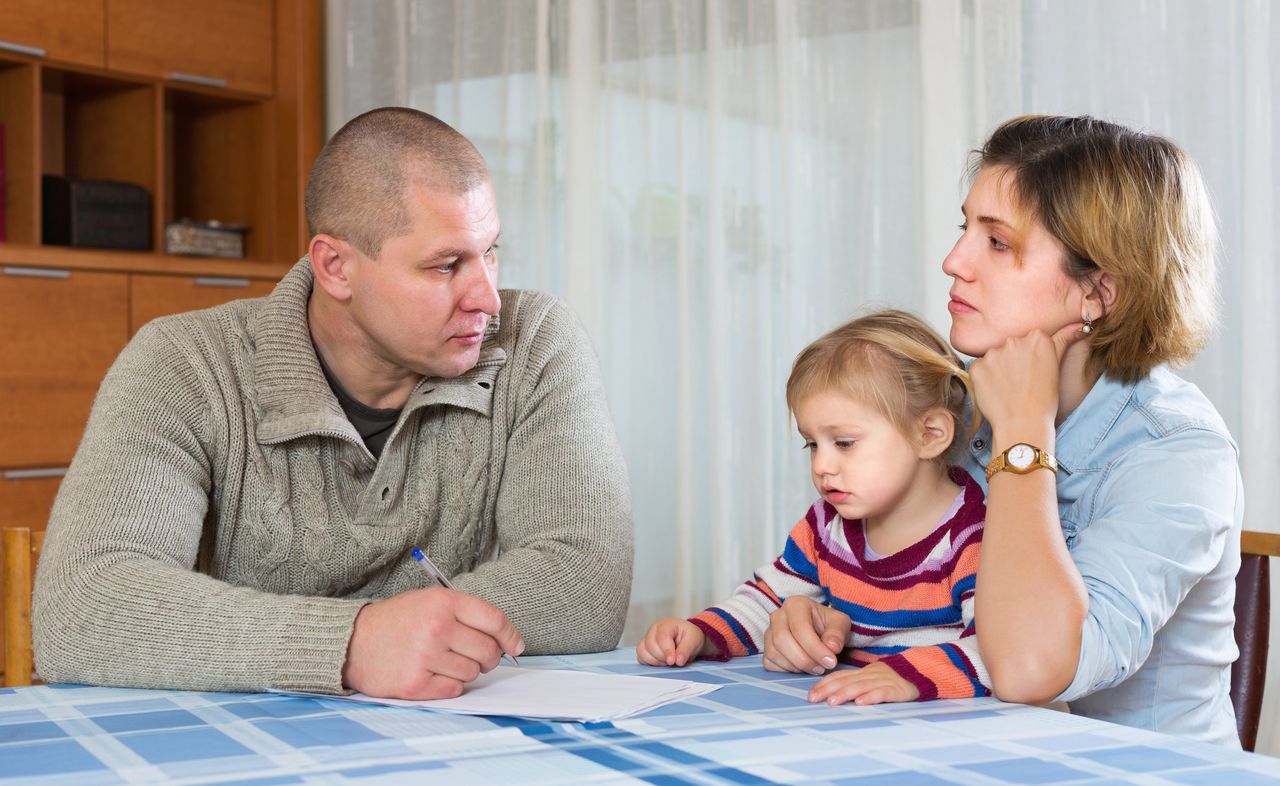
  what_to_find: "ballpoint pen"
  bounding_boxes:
[411,547,519,666]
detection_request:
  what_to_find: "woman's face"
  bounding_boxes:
[942,165,1088,357]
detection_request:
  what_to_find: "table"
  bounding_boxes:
[2,650,1278,785]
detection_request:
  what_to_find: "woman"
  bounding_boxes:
[763,114,1240,745]
[948,115,1241,745]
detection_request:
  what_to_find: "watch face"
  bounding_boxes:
[1007,443,1035,469]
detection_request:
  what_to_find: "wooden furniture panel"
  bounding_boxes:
[130,273,276,333]
[0,62,40,244]
[107,0,275,96]
[0,268,129,467]
[0,471,62,533]
[0,0,105,69]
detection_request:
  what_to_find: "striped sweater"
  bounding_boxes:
[690,467,991,700]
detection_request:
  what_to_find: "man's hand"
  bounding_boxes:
[762,596,851,675]
[342,587,524,699]
[636,617,713,667]
[807,661,920,706]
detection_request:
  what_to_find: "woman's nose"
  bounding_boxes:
[942,235,973,280]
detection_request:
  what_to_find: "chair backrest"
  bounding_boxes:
[1234,530,1280,752]
[2,526,45,687]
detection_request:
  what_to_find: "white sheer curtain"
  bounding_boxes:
[328,0,1280,751]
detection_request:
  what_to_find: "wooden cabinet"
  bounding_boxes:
[0,269,130,468]
[0,0,319,565]
[0,0,105,69]
[108,0,275,96]
[131,274,276,332]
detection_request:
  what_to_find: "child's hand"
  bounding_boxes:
[806,661,920,706]
[637,617,708,667]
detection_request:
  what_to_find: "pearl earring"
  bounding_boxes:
[1081,316,1094,334]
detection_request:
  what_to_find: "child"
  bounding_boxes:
[638,309,990,706]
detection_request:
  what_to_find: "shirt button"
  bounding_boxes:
[973,438,986,450]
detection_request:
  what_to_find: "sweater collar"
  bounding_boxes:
[253,257,505,446]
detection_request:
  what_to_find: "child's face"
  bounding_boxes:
[794,391,926,524]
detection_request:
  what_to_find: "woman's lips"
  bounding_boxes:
[948,295,976,313]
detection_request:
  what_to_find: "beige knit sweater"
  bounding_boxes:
[33,258,634,694]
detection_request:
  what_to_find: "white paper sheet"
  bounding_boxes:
[276,667,719,722]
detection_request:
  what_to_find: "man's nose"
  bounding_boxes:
[463,260,501,315]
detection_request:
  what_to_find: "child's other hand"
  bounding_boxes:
[636,617,707,667]
[807,661,920,706]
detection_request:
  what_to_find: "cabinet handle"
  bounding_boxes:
[0,41,46,58]
[194,277,250,288]
[3,468,68,480]
[169,72,228,89]
[3,266,70,279]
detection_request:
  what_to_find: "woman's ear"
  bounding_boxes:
[916,409,955,461]
[1085,271,1118,317]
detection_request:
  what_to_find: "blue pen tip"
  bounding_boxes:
[411,548,424,560]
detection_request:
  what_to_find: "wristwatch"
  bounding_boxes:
[985,442,1058,481]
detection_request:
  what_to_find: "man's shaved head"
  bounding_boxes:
[305,107,490,257]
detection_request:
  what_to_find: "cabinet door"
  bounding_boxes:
[130,274,276,333]
[0,268,129,467]
[107,0,275,96]
[0,0,105,69]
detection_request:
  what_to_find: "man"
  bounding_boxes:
[33,108,634,699]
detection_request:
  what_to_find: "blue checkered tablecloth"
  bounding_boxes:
[2,650,1278,785]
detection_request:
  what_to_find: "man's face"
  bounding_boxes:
[345,179,501,381]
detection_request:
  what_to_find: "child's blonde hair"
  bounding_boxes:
[786,309,978,464]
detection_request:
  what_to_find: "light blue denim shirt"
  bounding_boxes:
[962,366,1243,746]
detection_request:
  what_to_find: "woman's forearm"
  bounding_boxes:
[976,448,1088,704]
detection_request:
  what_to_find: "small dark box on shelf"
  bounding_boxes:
[42,175,151,251]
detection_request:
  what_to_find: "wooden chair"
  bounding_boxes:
[2,526,45,687]
[1234,530,1280,751]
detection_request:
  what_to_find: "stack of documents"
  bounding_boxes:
[280,667,719,722]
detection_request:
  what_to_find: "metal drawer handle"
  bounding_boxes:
[3,468,68,480]
[194,277,250,288]
[0,40,46,57]
[3,266,70,279]
[169,72,228,89]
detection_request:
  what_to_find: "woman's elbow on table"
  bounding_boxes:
[986,651,1077,705]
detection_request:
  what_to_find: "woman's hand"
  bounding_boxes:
[763,596,851,675]
[969,323,1084,441]
[807,662,920,706]
[637,617,710,666]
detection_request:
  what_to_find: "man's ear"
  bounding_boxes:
[309,234,355,302]
[1085,271,1117,316]
[916,409,955,461]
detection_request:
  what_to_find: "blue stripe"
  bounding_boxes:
[860,645,908,656]
[939,644,986,695]
[830,597,960,628]
[951,573,976,605]
[709,608,758,654]
[780,537,819,580]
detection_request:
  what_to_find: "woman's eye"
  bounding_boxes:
[989,236,1009,252]
[957,222,968,232]
[437,263,455,274]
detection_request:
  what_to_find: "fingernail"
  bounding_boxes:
[810,666,824,676]
[516,640,526,656]
[822,656,836,669]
